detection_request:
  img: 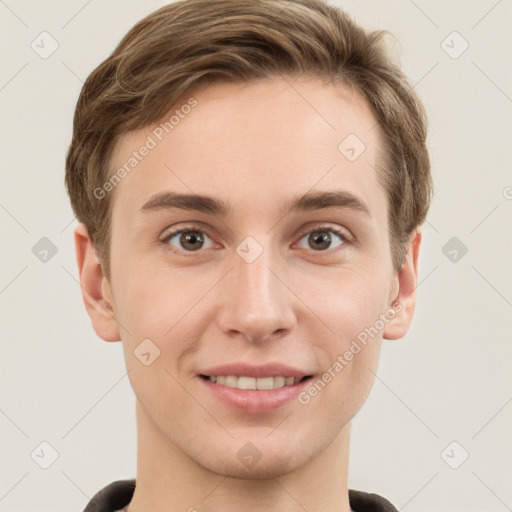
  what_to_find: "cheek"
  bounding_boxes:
[115,268,195,410]
[113,258,205,338]
[114,262,214,393]
[301,265,388,404]
[305,315,382,432]
[305,263,392,345]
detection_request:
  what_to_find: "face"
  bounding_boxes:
[96,76,404,478]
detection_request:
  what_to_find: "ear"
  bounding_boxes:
[383,227,422,340]
[74,223,120,342]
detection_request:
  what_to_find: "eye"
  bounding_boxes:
[296,225,350,251]
[161,226,215,253]
[160,223,352,255]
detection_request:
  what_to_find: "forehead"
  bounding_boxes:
[108,76,386,224]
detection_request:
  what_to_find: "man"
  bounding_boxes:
[65,0,433,510]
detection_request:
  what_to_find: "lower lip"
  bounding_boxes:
[198,376,312,413]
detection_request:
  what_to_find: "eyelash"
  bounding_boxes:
[159,223,353,256]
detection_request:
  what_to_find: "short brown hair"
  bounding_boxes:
[65,0,433,281]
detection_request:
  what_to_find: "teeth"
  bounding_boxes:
[208,375,303,390]
[273,376,285,388]
[225,376,238,387]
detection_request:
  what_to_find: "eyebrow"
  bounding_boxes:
[139,189,371,218]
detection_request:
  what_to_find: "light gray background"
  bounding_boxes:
[1,1,511,511]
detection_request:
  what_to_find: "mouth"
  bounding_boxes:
[199,374,313,390]
[197,373,314,413]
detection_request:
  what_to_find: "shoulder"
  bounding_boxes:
[349,488,399,512]
[83,480,398,512]
[83,479,135,512]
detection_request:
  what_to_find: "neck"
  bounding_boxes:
[127,400,352,512]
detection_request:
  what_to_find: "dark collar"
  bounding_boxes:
[83,479,399,512]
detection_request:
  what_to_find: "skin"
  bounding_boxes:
[75,76,422,512]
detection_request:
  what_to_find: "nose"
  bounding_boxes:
[216,239,296,344]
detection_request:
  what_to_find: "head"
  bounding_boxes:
[66,0,432,479]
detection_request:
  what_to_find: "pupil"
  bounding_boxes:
[182,231,203,251]
[310,231,331,251]
[178,230,333,252]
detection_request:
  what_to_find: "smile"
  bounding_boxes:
[200,375,311,390]
[198,375,313,413]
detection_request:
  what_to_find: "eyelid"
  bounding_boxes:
[294,222,354,243]
[159,221,354,253]
[159,222,217,253]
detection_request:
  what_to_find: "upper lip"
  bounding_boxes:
[198,362,313,379]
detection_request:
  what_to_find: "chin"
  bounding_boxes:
[189,432,320,480]
[196,450,308,480]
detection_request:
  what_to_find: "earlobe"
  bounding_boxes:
[383,227,422,340]
[74,223,121,342]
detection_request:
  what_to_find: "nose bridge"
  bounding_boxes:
[238,246,275,303]
[217,236,295,342]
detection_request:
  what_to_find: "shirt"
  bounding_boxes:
[83,479,399,512]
